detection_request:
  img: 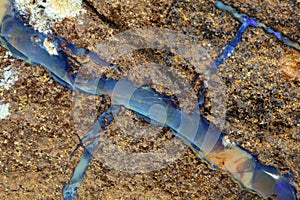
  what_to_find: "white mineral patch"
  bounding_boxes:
[43,38,58,55]
[0,102,10,120]
[0,65,19,90]
[0,64,19,120]
[222,135,234,147]
[15,0,85,33]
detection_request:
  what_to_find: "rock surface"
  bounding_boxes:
[0,0,299,199]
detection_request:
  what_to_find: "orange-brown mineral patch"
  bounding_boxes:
[279,49,300,80]
[206,145,254,188]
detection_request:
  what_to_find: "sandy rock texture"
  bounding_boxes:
[0,0,299,199]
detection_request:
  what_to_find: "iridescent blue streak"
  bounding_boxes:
[214,1,300,52]
[213,21,249,68]
[62,105,120,200]
[212,0,300,70]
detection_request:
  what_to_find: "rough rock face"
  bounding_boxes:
[0,0,299,199]
[15,0,84,32]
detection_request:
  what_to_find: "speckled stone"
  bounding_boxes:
[0,0,299,200]
[220,0,300,43]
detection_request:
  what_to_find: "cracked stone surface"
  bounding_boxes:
[0,0,299,199]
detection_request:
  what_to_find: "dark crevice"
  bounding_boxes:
[165,0,180,24]
[82,0,121,30]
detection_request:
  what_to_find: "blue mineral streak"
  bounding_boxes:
[275,181,298,200]
[214,1,300,51]
[62,105,120,200]
[212,20,249,68]
[0,0,298,200]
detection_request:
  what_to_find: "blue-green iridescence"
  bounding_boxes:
[0,1,298,200]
